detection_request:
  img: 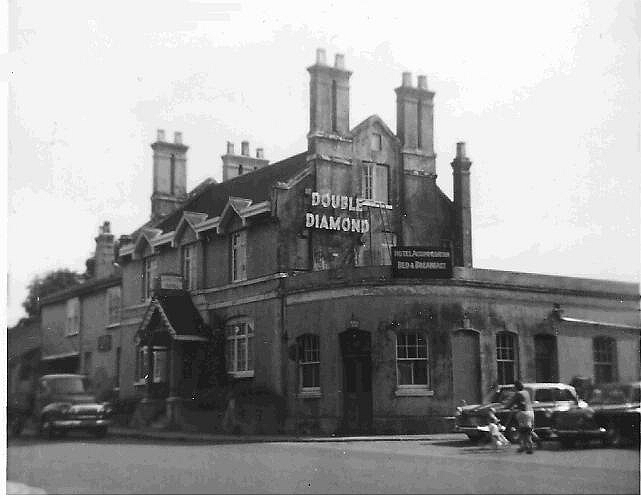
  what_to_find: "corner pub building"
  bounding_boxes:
[111,49,640,435]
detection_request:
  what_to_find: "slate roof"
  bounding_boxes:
[39,272,122,306]
[147,151,308,234]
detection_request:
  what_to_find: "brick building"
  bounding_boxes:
[45,49,639,434]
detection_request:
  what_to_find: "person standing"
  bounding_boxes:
[507,380,535,454]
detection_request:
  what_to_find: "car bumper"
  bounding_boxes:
[51,419,111,429]
[455,425,489,436]
[554,427,606,439]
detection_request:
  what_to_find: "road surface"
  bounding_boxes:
[7,434,640,494]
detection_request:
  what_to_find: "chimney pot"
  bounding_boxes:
[316,48,327,65]
[241,141,249,156]
[157,129,166,142]
[456,142,467,159]
[334,53,345,69]
[417,75,428,90]
[101,221,111,235]
[402,72,413,87]
[174,131,182,144]
[256,148,264,159]
[227,141,235,155]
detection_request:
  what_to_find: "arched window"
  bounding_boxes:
[396,332,429,387]
[225,317,254,377]
[593,336,617,384]
[297,334,320,393]
[496,331,518,385]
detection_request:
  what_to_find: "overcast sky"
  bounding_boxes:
[5,0,640,327]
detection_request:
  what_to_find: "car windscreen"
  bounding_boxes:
[590,385,640,404]
[44,377,90,394]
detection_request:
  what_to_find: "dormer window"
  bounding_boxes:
[231,230,247,282]
[142,256,157,300]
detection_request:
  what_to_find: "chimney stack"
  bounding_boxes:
[307,48,352,143]
[256,148,264,159]
[241,141,250,156]
[451,142,473,268]
[395,70,436,174]
[221,141,269,182]
[94,221,115,279]
[227,141,235,155]
[151,130,188,221]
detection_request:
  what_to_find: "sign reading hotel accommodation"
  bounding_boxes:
[305,191,370,233]
[391,246,453,278]
[158,274,183,290]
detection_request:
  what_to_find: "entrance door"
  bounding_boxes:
[340,329,372,434]
[535,334,558,382]
[451,329,481,405]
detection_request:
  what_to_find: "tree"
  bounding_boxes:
[22,269,84,318]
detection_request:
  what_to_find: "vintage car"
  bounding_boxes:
[454,382,605,444]
[35,374,112,438]
[587,381,639,446]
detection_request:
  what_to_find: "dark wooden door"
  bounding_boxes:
[535,334,558,382]
[340,329,372,434]
[451,329,481,405]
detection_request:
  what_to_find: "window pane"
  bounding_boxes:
[414,361,428,385]
[373,164,388,203]
[398,361,413,385]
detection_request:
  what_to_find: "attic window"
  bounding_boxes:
[371,133,382,151]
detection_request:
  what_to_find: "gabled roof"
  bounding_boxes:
[172,211,208,247]
[134,227,163,254]
[136,290,211,342]
[154,151,308,234]
[350,114,399,142]
[217,197,253,233]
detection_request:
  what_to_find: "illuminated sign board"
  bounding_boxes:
[391,246,453,278]
[305,191,370,233]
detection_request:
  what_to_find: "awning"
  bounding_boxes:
[136,289,212,343]
[41,351,80,361]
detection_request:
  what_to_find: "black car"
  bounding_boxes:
[588,381,640,446]
[455,382,604,444]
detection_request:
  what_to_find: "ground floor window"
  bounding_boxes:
[496,331,518,385]
[153,347,168,383]
[396,332,429,387]
[593,336,617,384]
[225,318,254,377]
[298,334,320,392]
[135,346,149,382]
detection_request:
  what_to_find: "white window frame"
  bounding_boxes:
[396,332,430,390]
[231,231,247,282]
[496,331,518,385]
[371,133,382,151]
[225,318,254,377]
[65,297,81,336]
[142,256,157,300]
[593,336,618,384]
[298,335,321,395]
[361,163,389,204]
[182,243,198,291]
[106,286,121,327]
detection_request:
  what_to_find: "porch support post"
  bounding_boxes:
[166,341,182,428]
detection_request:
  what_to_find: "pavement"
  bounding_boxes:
[108,425,463,444]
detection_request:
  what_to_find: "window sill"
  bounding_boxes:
[228,370,254,379]
[106,322,121,329]
[297,390,321,399]
[65,332,80,337]
[133,380,147,387]
[395,387,434,397]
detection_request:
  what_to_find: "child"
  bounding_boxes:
[487,408,511,449]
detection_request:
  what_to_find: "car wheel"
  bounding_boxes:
[466,434,483,443]
[559,437,575,449]
[604,427,623,447]
[39,415,55,440]
[92,427,108,438]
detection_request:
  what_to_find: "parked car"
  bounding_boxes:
[587,381,640,446]
[454,382,604,445]
[34,374,112,438]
